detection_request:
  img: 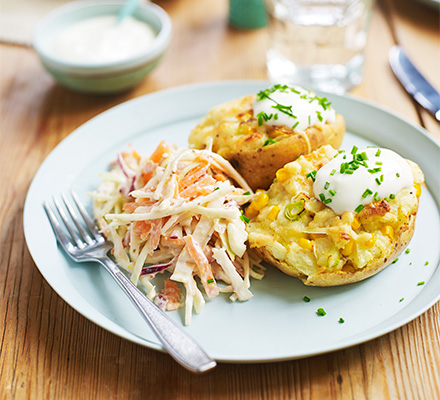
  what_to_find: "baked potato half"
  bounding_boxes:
[188,85,345,191]
[246,145,424,286]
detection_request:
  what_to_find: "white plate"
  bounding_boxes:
[24,81,440,363]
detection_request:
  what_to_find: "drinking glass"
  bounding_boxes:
[265,0,374,93]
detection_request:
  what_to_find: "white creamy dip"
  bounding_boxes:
[313,147,414,215]
[252,85,336,131]
[51,15,156,64]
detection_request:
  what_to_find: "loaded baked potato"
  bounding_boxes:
[188,85,345,191]
[245,145,424,286]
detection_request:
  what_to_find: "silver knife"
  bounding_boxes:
[389,45,440,122]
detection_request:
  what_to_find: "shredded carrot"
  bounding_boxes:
[195,154,227,175]
[133,221,152,240]
[178,162,209,191]
[148,219,163,250]
[184,235,219,298]
[123,199,154,213]
[179,175,217,199]
[141,161,157,185]
[160,279,183,311]
[131,148,141,162]
[150,141,170,164]
[214,173,227,182]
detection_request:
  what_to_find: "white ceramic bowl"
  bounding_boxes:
[33,1,172,94]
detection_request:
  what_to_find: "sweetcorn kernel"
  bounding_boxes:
[365,234,376,248]
[415,183,422,197]
[245,204,259,218]
[276,168,290,183]
[298,238,314,251]
[341,239,355,256]
[251,192,269,211]
[351,217,361,230]
[381,225,394,240]
[267,206,280,221]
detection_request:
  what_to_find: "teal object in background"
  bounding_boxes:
[229,0,267,29]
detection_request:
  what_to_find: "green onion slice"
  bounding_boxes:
[284,200,305,221]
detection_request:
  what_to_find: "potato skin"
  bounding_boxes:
[189,95,345,191]
[227,114,345,190]
[246,145,424,287]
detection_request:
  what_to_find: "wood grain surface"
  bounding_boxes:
[1,0,439,399]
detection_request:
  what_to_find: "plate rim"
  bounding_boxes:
[24,80,440,362]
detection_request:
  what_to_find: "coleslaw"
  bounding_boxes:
[91,141,265,325]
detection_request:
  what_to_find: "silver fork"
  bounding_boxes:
[43,191,216,373]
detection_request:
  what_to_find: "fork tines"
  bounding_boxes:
[44,191,104,251]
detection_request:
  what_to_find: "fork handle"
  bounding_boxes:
[98,257,217,373]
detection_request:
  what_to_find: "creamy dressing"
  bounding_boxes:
[252,86,336,131]
[51,15,156,64]
[313,147,414,215]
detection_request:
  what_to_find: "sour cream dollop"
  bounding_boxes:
[253,85,336,131]
[51,15,156,64]
[313,147,414,215]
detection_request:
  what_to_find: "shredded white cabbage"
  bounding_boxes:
[92,142,264,325]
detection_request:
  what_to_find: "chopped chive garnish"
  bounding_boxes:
[303,296,311,302]
[354,204,364,213]
[417,281,425,286]
[396,173,400,177]
[340,163,346,174]
[329,189,336,196]
[263,138,278,147]
[380,174,384,182]
[392,258,399,264]
[243,191,251,195]
[292,121,299,130]
[319,193,326,202]
[306,170,317,181]
[316,111,323,122]
[324,181,330,190]
[424,261,429,265]
[362,188,373,198]
[405,248,410,254]
[308,115,311,125]
[360,152,368,160]
[207,278,214,283]
[240,212,250,223]
[375,149,381,157]
[399,298,404,302]
[375,177,381,185]
[375,161,383,165]
[214,187,220,191]
[338,318,345,323]
[345,169,354,174]
[351,145,358,155]
[316,308,326,316]
[323,198,332,204]
[389,194,396,199]
[330,169,336,176]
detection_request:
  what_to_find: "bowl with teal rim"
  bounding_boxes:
[32,0,172,94]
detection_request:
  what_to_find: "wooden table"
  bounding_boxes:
[1,0,439,398]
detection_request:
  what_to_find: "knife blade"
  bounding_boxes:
[389,45,440,122]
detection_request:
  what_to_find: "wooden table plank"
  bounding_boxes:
[1,1,439,399]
